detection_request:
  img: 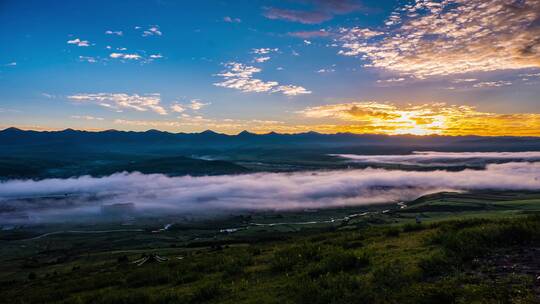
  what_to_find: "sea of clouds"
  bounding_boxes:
[333,151,540,167]
[1,158,539,224]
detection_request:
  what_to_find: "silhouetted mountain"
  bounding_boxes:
[0,128,539,179]
[1,128,539,152]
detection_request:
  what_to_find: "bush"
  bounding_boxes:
[417,250,454,278]
[384,227,401,238]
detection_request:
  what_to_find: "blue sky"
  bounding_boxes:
[1,0,539,135]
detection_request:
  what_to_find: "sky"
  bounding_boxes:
[1,0,539,136]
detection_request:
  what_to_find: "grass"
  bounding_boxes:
[2,191,540,303]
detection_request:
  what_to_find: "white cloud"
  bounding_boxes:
[317,68,335,73]
[252,48,279,55]
[68,93,167,115]
[376,77,405,83]
[150,54,163,59]
[336,152,540,167]
[274,85,312,96]
[303,39,312,45]
[41,93,56,99]
[223,16,241,23]
[142,25,162,37]
[79,56,97,63]
[109,53,141,60]
[2,162,540,223]
[214,62,311,96]
[338,0,540,78]
[255,56,271,63]
[4,62,16,67]
[188,99,210,110]
[472,81,512,88]
[67,38,90,47]
[452,78,478,83]
[105,30,123,36]
[71,115,104,121]
[171,104,186,113]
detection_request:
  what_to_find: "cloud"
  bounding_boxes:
[255,56,271,63]
[263,0,362,24]
[71,115,104,121]
[317,68,336,73]
[472,81,513,88]
[112,117,289,134]
[4,62,16,67]
[68,93,168,115]
[1,162,539,223]
[105,30,123,36]
[303,39,312,45]
[109,53,141,60]
[252,48,279,55]
[149,54,163,59]
[376,78,405,83]
[214,62,311,96]
[288,30,330,39]
[79,56,97,63]
[171,104,186,113]
[188,99,210,110]
[67,38,90,47]
[141,25,162,37]
[223,16,241,23]
[335,151,540,167]
[452,78,478,83]
[299,101,540,136]
[338,0,540,78]
[275,85,312,96]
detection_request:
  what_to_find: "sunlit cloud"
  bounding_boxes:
[109,53,141,60]
[67,38,90,47]
[255,56,271,63]
[263,0,362,24]
[472,81,513,88]
[376,77,405,83]
[252,48,279,55]
[105,30,123,36]
[188,99,210,110]
[214,62,311,96]
[300,102,540,136]
[338,0,540,78]
[68,93,168,115]
[71,115,104,121]
[113,117,290,134]
[288,30,330,39]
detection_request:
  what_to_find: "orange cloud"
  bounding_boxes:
[299,102,540,136]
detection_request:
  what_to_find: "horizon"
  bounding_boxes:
[3,126,540,138]
[1,0,540,136]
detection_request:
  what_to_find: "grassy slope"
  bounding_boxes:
[1,192,540,303]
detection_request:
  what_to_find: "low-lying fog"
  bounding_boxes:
[333,151,540,167]
[1,152,539,224]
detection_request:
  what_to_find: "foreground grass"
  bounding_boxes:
[2,214,540,304]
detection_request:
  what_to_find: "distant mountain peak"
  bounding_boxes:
[238,130,255,136]
[2,127,23,132]
[145,129,165,134]
[200,129,219,135]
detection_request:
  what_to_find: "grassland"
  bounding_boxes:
[1,191,540,303]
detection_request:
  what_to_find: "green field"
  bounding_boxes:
[1,191,540,303]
